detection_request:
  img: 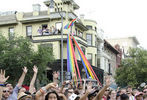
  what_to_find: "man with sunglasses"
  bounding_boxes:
[2,87,10,100]
[1,67,28,100]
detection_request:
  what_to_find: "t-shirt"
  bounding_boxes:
[7,85,20,100]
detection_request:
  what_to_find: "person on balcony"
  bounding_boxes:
[42,27,49,35]
[37,27,42,35]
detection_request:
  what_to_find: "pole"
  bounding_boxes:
[50,0,64,84]
[61,14,64,84]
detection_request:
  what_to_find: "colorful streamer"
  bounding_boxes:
[64,18,77,29]
[72,36,102,86]
[66,18,102,86]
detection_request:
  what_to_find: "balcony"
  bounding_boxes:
[31,32,88,47]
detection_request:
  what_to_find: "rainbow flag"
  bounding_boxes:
[64,18,77,29]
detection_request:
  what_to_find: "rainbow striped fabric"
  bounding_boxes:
[64,18,77,29]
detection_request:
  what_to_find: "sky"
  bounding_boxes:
[0,0,147,49]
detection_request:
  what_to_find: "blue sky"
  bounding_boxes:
[0,0,147,49]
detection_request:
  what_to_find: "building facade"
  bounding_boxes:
[107,37,139,58]
[100,40,119,77]
[0,0,104,82]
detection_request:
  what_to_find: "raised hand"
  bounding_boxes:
[33,65,38,74]
[105,76,111,87]
[22,67,28,74]
[48,83,57,89]
[87,81,94,93]
[0,69,9,84]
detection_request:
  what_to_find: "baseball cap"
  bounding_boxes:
[68,93,80,100]
[17,92,32,100]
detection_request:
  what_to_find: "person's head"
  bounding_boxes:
[120,93,129,100]
[109,90,117,100]
[127,86,132,93]
[2,87,10,99]
[45,91,60,100]
[104,88,110,96]
[17,92,32,100]
[143,89,147,95]
[133,89,139,96]
[88,89,99,100]
[135,92,143,100]
[68,93,80,100]
[19,87,27,93]
[6,83,13,94]
[120,89,126,95]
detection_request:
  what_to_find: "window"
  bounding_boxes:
[86,25,92,30]
[81,46,85,55]
[87,53,92,65]
[95,27,97,32]
[9,27,14,39]
[95,54,97,67]
[26,26,32,36]
[56,22,61,34]
[75,28,77,35]
[86,34,92,46]
[78,30,83,37]
[97,58,100,68]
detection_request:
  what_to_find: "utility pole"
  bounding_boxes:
[49,0,64,84]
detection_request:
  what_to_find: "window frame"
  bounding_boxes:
[86,25,92,30]
[86,34,92,46]
[26,25,32,36]
[87,53,92,65]
[8,27,14,39]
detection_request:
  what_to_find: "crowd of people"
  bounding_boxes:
[0,65,146,100]
[37,26,60,35]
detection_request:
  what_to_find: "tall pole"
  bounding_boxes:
[50,0,64,84]
[61,13,64,84]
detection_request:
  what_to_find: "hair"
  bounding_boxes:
[45,91,60,100]
[120,93,129,100]
[88,89,99,100]
[127,86,132,89]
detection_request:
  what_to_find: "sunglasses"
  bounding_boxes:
[25,98,32,100]
[3,90,10,93]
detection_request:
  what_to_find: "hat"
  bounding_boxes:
[135,92,143,97]
[68,93,80,100]
[17,92,32,100]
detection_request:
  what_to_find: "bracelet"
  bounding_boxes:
[0,84,5,87]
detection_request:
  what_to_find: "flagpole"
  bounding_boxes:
[50,0,64,84]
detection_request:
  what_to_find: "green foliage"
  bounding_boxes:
[115,48,147,88]
[0,34,54,85]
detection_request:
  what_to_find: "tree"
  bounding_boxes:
[115,48,147,88]
[0,34,54,85]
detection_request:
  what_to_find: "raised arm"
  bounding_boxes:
[29,65,38,94]
[17,67,28,87]
[0,69,9,100]
[35,83,56,100]
[93,76,111,100]
[80,81,94,100]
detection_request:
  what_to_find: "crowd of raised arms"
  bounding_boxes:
[0,66,146,100]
